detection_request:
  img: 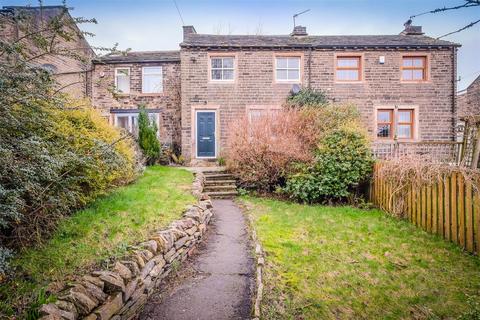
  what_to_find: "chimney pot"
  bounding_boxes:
[183,25,196,39]
[291,25,308,37]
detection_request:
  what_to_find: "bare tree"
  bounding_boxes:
[409,0,480,39]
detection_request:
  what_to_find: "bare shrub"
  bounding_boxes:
[376,155,480,217]
[225,109,318,190]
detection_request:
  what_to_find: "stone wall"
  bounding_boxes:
[180,48,457,162]
[38,172,212,320]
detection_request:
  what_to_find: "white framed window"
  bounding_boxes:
[210,56,234,81]
[114,68,130,94]
[113,112,160,137]
[142,66,163,93]
[275,57,301,82]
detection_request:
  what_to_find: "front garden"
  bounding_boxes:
[0,166,194,318]
[242,196,480,319]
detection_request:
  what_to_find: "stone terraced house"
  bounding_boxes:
[1,6,462,164]
[92,24,460,164]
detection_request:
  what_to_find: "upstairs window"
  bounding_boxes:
[210,57,234,81]
[376,108,415,139]
[115,68,130,94]
[336,56,361,81]
[401,56,427,81]
[142,67,163,93]
[275,57,300,82]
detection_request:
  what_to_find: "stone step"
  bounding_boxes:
[203,185,237,192]
[203,170,228,175]
[204,173,235,181]
[204,179,237,186]
[205,191,238,199]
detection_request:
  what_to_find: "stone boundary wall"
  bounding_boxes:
[39,172,211,320]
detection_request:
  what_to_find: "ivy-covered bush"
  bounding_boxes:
[138,108,161,165]
[284,124,374,202]
[286,87,328,108]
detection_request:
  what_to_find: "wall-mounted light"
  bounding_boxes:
[379,56,385,64]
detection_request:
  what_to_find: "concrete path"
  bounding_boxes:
[139,199,254,320]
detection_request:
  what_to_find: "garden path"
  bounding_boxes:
[139,199,254,320]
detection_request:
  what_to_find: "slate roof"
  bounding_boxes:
[181,34,460,49]
[93,51,180,64]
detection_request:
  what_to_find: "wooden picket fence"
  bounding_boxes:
[370,162,480,254]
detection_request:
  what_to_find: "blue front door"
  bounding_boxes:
[197,111,216,158]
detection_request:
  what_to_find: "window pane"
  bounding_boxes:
[337,69,359,81]
[412,69,424,80]
[211,58,222,69]
[412,58,424,67]
[276,58,288,68]
[222,58,234,68]
[288,70,299,80]
[402,70,413,80]
[402,58,413,67]
[211,69,222,80]
[143,67,162,74]
[377,111,391,123]
[337,58,358,68]
[398,110,412,122]
[287,57,300,69]
[397,124,412,138]
[117,68,129,76]
[143,74,163,93]
[116,76,129,93]
[377,124,391,138]
[116,116,129,130]
[276,69,288,80]
[222,70,234,80]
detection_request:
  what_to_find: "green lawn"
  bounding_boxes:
[1,166,194,318]
[241,196,480,320]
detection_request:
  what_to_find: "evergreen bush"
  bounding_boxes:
[138,107,161,165]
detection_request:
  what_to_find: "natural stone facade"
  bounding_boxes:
[91,57,181,147]
[38,173,213,320]
[0,6,95,99]
[457,75,480,119]
[179,48,458,161]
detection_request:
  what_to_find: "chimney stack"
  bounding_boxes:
[290,25,308,37]
[400,21,424,35]
[183,25,196,39]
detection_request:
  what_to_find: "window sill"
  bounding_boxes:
[274,80,302,85]
[209,80,235,84]
[400,80,430,84]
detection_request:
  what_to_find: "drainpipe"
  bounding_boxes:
[308,46,312,89]
[452,46,457,142]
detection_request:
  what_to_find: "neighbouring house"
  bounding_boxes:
[91,51,182,149]
[458,75,480,119]
[0,5,94,98]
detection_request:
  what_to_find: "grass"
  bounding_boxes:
[241,196,480,320]
[0,166,194,318]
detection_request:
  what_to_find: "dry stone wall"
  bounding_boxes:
[38,172,211,320]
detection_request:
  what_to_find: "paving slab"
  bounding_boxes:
[139,199,254,320]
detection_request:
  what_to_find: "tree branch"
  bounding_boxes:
[437,19,480,38]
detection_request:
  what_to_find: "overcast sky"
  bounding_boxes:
[3,0,479,90]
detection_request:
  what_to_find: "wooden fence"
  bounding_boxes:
[370,163,480,254]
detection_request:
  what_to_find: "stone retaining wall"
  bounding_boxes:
[39,172,211,320]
